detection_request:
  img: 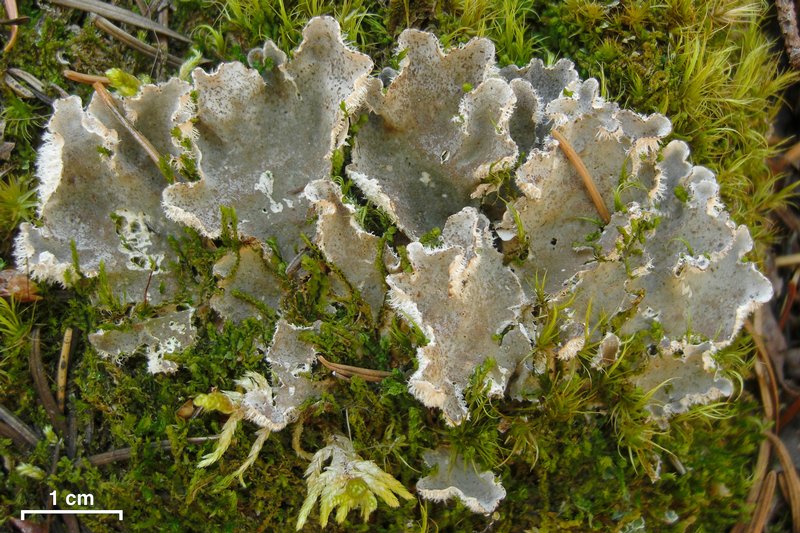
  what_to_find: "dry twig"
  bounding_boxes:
[776,0,800,70]
[93,81,163,168]
[78,435,220,466]
[747,470,777,533]
[56,328,73,413]
[748,319,780,428]
[776,254,800,268]
[2,0,19,52]
[0,404,39,446]
[63,69,109,85]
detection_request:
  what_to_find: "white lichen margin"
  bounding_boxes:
[348,29,517,239]
[89,308,196,374]
[417,448,506,514]
[162,17,374,258]
[15,80,193,305]
[387,207,531,425]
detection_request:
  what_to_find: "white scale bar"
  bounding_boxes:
[21,510,123,520]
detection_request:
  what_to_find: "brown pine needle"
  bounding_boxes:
[93,15,182,68]
[317,355,392,382]
[746,320,781,430]
[0,404,39,447]
[79,436,220,466]
[63,69,110,85]
[2,0,18,53]
[29,329,67,435]
[747,470,777,533]
[731,439,772,533]
[0,15,28,24]
[776,253,800,268]
[750,440,773,503]
[92,81,163,168]
[765,432,800,533]
[48,0,190,43]
[551,128,611,224]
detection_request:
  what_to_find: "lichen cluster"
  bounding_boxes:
[10,14,775,530]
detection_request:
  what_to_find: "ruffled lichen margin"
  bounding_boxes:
[0,1,795,532]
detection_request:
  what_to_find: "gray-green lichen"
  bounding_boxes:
[387,207,530,425]
[417,447,506,513]
[89,308,196,373]
[161,17,374,258]
[15,80,192,305]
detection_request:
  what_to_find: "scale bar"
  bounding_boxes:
[21,510,123,520]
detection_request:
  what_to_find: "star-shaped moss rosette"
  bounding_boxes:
[387,207,531,425]
[162,17,373,259]
[297,434,413,530]
[15,80,192,305]
[347,30,517,239]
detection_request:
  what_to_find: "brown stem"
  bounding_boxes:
[765,432,800,533]
[0,404,39,446]
[29,329,67,435]
[93,81,164,169]
[63,69,110,85]
[776,0,800,69]
[747,470,776,533]
[2,0,19,53]
[56,328,73,413]
[79,435,220,467]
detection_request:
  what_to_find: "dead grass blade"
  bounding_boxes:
[47,0,189,42]
[93,15,183,68]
